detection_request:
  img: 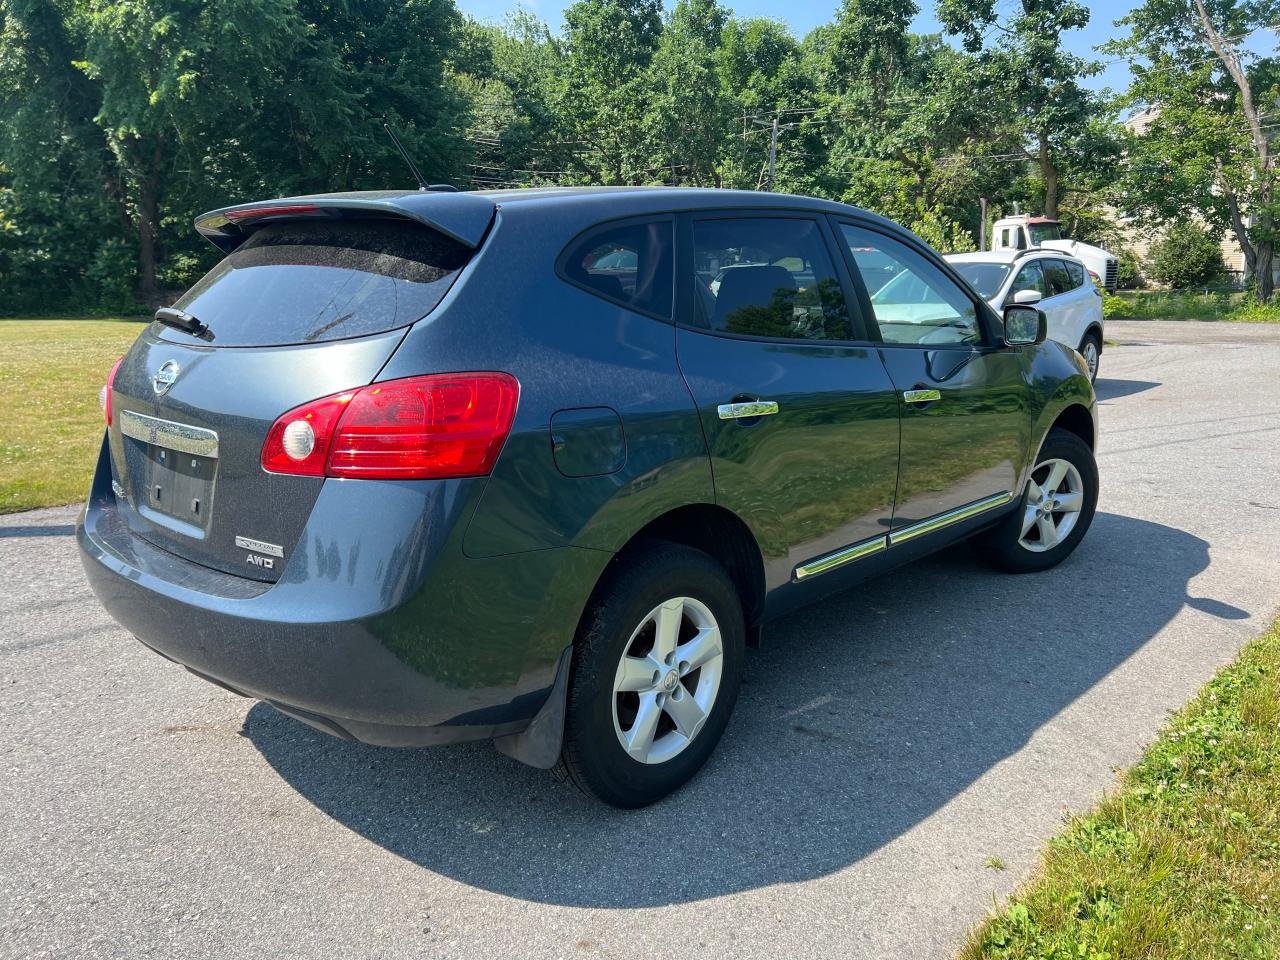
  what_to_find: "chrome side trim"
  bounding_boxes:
[120,410,219,459]
[888,491,1013,546]
[903,388,941,404]
[793,535,887,581]
[717,400,779,420]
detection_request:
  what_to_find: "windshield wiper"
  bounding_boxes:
[154,307,212,340]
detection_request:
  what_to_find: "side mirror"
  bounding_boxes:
[1003,303,1047,346]
[1012,288,1042,305]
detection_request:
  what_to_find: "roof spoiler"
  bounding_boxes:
[194,191,497,253]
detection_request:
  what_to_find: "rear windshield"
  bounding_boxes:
[161,219,472,347]
[950,261,1013,300]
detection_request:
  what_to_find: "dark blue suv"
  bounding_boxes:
[79,187,1098,807]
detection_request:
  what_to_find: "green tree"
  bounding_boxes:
[72,0,309,301]
[558,0,663,183]
[1108,0,1280,301]
[646,0,732,185]
[451,12,571,187]
[938,0,1105,221]
[804,2,1016,243]
[0,0,470,307]
[0,0,121,310]
[719,18,823,192]
[0,0,1122,309]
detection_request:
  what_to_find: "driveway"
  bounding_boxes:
[4,320,1280,959]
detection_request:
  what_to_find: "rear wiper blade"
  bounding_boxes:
[154,307,212,340]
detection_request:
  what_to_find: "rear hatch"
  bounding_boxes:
[106,203,490,583]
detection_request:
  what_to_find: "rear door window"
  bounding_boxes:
[690,217,853,341]
[560,220,674,318]
[164,219,472,347]
[1043,259,1074,298]
[1065,261,1086,288]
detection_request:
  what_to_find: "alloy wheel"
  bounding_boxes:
[1082,340,1099,380]
[611,596,724,765]
[1018,457,1086,553]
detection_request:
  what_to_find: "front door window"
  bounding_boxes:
[839,224,982,347]
[1010,261,1046,300]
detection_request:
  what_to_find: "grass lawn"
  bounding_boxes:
[963,619,1280,959]
[0,317,148,514]
[1105,290,1280,323]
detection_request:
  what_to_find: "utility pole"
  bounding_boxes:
[750,113,793,191]
[979,197,988,250]
[767,117,779,192]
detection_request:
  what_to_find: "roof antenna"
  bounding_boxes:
[383,121,430,192]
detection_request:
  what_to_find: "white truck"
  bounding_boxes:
[990,215,1118,292]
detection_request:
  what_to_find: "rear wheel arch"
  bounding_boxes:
[602,504,765,632]
[1079,323,1103,352]
[554,540,747,806]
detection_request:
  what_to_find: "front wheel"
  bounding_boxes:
[970,428,1099,574]
[554,542,745,808]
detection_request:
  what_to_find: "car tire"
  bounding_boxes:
[970,428,1098,574]
[1079,330,1102,382]
[553,542,745,808]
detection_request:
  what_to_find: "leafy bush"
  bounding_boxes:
[157,252,209,292]
[910,209,976,253]
[84,238,139,312]
[1148,225,1226,289]
[1097,289,1280,322]
[1114,247,1145,289]
[1101,293,1130,319]
[1227,298,1280,323]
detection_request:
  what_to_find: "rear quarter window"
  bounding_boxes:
[162,219,472,347]
[559,220,674,319]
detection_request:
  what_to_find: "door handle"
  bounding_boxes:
[717,400,779,420]
[903,388,941,405]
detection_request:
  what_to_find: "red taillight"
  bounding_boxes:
[224,204,320,222]
[261,373,520,480]
[100,356,124,426]
[261,391,356,477]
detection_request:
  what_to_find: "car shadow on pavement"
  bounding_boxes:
[245,511,1218,908]
[1094,378,1160,401]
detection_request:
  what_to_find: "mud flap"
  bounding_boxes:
[493,645,573,769]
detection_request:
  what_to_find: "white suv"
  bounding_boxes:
[946,250,1105,381]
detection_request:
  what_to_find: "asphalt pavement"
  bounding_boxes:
[4,319,1280,959]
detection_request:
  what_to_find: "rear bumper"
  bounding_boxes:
[77,440,610,746]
